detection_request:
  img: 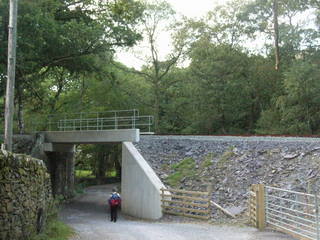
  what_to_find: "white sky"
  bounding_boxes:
[115,0,228,69]
[166,0,219,19]
[115,1,318,69]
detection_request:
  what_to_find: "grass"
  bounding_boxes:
[217,150,235,168]
[75,169,94,178]
[172,157,195,171]
[31,198,74,240]
[200,153,214,168]
[75,169,117,178]
[106,169,117,177]
[166,158,196,187]
[31,219,74,240]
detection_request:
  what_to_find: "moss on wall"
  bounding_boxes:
[0,151,53,240]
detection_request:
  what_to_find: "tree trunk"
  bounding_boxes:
[114,146,121,179]
[96,152,107,183]
[154,86,160,133]
[273,0,280,71]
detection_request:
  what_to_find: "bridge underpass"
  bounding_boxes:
[34,110,164,220]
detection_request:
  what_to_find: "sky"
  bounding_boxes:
[115,0,228,69]
[165,0,218,19]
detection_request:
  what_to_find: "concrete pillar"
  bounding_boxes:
[45,144,75,198]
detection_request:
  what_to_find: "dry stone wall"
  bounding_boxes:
[0,135,34,155]
[135,135,320,217]
[0,151,52,240]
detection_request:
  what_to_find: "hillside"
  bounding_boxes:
[135,135,320,216]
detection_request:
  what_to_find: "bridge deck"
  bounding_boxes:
[44,129,139,144]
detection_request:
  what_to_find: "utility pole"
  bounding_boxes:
[273,0,280,71]
[4,0,19,151]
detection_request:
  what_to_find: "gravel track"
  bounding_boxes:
[60,184,295,240]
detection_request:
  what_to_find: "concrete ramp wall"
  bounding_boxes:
[121,142,166,220]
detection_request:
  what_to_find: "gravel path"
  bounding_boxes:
[60,184,296,240]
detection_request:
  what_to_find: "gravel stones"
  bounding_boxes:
[134,135,320,218]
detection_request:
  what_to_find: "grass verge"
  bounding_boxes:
[31,219,74,240]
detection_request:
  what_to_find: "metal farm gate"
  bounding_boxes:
[249,184,320,240]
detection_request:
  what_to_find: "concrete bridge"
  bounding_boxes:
[32,110,165,220]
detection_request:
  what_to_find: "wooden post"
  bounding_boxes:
[207,184,213,220]
[161,188,165,212]
[4,0,19,151]
[257,184,266,230]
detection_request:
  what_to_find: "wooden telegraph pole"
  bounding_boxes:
[4,0,19,151]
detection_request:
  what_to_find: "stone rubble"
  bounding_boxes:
[135,136,320,218]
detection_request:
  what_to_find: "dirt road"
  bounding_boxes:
[60,184,295,240]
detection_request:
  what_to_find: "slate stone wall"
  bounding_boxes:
[0,151,52,240]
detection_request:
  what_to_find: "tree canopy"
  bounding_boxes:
[1,0,320,136]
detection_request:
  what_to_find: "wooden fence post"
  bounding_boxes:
[257,184,266,230]
[207,184,212,219]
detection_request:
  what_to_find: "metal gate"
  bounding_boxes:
[265,186,320,240]
[249,184,320,240]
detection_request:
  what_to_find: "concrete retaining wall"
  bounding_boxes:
[121,142,166,220]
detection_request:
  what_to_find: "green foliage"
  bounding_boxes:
[2,0,320,137]
[0,0,145,133]
[257,57,320,134]
[172,157,195,171]
[166,172,183,187]
[31,220,74,240]
[166,158,196,187]
[200,154,214,169]
[75,144,121,181]
[75,170,94,179]
[31,195,74,240]
[217,151,235,168]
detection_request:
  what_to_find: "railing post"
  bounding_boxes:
[115,112,117,129]
[64,114,67,131]
[133,110,136,129]
[48,117,51,131]
[80,112,82,131]
[257,184,266,230]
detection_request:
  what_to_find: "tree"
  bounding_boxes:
[0,0,144,133]
[238,0,315,70]
[115,0,189,133]
[273,0,280,70]
[76,144,121,182]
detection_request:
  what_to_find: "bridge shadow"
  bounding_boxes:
[61,184,121,222]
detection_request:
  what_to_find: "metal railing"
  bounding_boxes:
[31,109,154,133]
[55,115,154,132]
[265,186,320,240]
